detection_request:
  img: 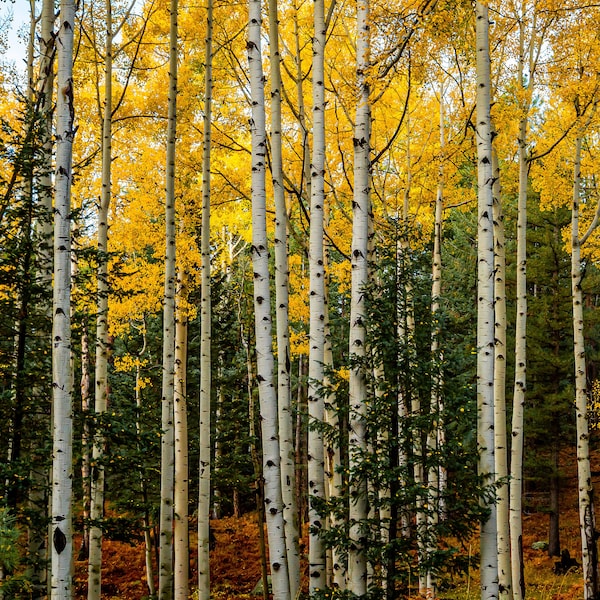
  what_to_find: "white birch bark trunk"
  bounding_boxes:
[510,97,528,600]
[248,2,291,597]
[492,138,512,600]
[292,3,311,205]
[323,289,346,591]
[308,0,327,592]
[159,1,178,597]
[80,323,91,560]
[397,121,412,541]
[475,3,498,599]
[197,0,213,591]
[38,0,55,258]
[135,327,156,599]
[267,0,300,593]
[347,0,370,592]
[571,129,599,600]
[510,7,534,596]
[174,269,189,600]
[198,0,213,600]
[370,254,388,592]
[51,2,76,598]
[426,84,445,600]
[88,3,113,596]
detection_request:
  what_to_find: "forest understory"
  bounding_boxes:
[71,447,597,600]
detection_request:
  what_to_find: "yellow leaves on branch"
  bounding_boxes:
[113,355,152,391]
[114,354,148,373]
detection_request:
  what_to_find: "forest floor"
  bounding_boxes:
[72,448,597,599]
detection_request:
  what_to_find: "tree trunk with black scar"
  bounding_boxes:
[51,2,76,598]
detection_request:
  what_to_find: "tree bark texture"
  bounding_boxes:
[571,132,599,600]
[475,3,499,598]
[348,0,370,592]
[158,1,178,597]
[308,0,327,592]
[51,2,76,598]
[267,0,301,590]
[248,1,291,597]
[198,0,213,592]
[88,3,113,596]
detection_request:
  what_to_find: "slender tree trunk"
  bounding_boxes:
[308,0,327,592]
[426,83,445,600]
[197,0,213,592]
[88,3,113,596]
[135,326,156,598]
[295,354,307,528]
[397,120,413,541]
[51,2,76,598]
[548,437,561,558]
[267,0,301,593]
[475,3,498,599]
[248,1,291,596]
[510,9,532,598]
[243,332,270,600]
[492,136,512,600]
[324,261,346,591]
[159,1,178,597]
[291,0,311,209]
[174,269,189,600]
[571,130,599,600]
[80,324,91,561]
[347,0,370,593]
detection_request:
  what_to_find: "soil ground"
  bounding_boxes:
[72,448,598,599]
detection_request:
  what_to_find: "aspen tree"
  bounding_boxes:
[174,268,189,600]
[397,117,414,542]
[80,325,92,561]
[267,0,300,593]
[510,4,544,595]
[347,0,370,593]
[51,2,76,598]
[87,2,113,596]
[475,3,498,599]
[36,0,55,266]
[425,83,445,600]
[197,0,213,593]
[248,0,291,597]
[570,107,600,600]
[135,325,156,598]
[159,0,178,597]
[323,276,346,591]
[308,0,327,592]
[492,137,511,600]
